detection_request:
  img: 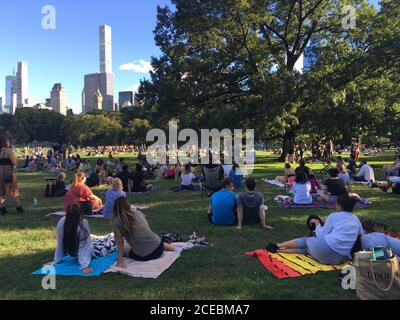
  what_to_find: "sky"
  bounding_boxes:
[0,0,380,114]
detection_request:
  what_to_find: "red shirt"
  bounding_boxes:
[64,184,94,212]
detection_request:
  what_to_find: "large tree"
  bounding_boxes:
[138,0,380,159]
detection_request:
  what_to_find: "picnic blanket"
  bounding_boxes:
[246,249,350,279]
[276,198,372,209]
[105,251,180,279]
[264,179,285,188]
[32,252,118,277]
[45,205,150,218]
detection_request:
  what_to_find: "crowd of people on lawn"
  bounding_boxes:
[1,136,400,274]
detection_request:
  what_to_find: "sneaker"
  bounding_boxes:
[266,243,278,253]
[0,207,7,215]
[16,206,24,214]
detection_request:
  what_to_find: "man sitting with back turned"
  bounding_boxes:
[236,178,273,230]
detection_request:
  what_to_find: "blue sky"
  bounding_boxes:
[0,0,380,114]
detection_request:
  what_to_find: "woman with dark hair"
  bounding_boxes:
[52,204,116,274]
[131,163,153,192]
[0,137,23,215]
[292,171,313,205]
[267,195,364,265]
[112,197,177,268]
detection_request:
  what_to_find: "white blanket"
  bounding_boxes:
[105,251,181,279]
[264,179,285,188]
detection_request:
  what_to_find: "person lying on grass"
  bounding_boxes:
[48,204,116,274]
[361,232,400,261]
[208,178,237,226]
[112,197,178,268]
[267,195,364,265]
[371,153,400,194]
[236,178,273,230]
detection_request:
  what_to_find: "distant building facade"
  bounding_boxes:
[118,91,135,108]
[50,83,67,115]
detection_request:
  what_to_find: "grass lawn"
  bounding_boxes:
[0,151,399,300]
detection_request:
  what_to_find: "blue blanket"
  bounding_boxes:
[32,252,117,277]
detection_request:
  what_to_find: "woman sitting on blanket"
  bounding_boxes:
[267,195,364,265]
[291,171,313,205]
[320,168,360,204]
[103,178,126,218]
[50,204,116,274]
[64,172,103,213]
[276,163,295,184]
[113,197,179,267]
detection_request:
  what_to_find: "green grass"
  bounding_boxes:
[0,151,399,300]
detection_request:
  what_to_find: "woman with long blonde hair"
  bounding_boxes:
[112,197,177,268]
[103,178,126,218]
[63,172,102,213]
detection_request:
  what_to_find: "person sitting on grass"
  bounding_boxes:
[292,171,313,205]
[236,178,273,230]
[353,160,375,183]
[373,153,400,193]
[180,164,198,191]
[208,178,238,226]
[64,172,103,213]
[103,178,126,218]
[337,162,351,187]
[117,164,132,193]
[347,154,357,176]
[266,195,364,265]
[275,163,295,184]
[229,162,243,189]
[295,159,313,178]
[45,172,67,197]
[112,197,179,266]
[361,232,400,259]
[320,168,349,204]
[131,163,153,192]
[86,168,101,188]
[164,165,176,180]
[308,174,321,194]
[50,204,116,274]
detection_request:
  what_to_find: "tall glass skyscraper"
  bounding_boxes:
[16,61,29,107]
[83,25,115,112]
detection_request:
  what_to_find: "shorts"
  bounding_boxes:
[129,241,164,262]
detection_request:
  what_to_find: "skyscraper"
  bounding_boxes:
[83,25,115,112]
[100,25,112,74]
[0,97,3,114]
[5,75,16,114]
[50,83,67,115]
[15,61,29,107]
[118,91,135,108]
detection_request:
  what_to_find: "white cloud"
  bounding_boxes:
[125,83,140,93]
[119,60,153,74]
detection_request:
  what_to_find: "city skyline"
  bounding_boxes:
[0,0,380,114]
[0,0,171,114]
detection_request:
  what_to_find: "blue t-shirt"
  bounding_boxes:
[229,168,243,189]
[210,189,238,225]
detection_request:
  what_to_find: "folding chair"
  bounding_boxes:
[201,165,222,199]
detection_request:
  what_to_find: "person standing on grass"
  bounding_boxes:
[112,197,178,267]
[236,178,273,230]
[0,137,23,215]
[208,178,238,226]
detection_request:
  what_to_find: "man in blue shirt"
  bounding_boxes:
[208,178,237,225]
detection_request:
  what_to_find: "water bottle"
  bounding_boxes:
[33,197,38,206]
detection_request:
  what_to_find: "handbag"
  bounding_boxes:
[354,252,400,300]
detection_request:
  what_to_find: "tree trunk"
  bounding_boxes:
[278,128,296,162]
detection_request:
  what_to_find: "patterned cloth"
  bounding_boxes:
[92,233,117,258]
